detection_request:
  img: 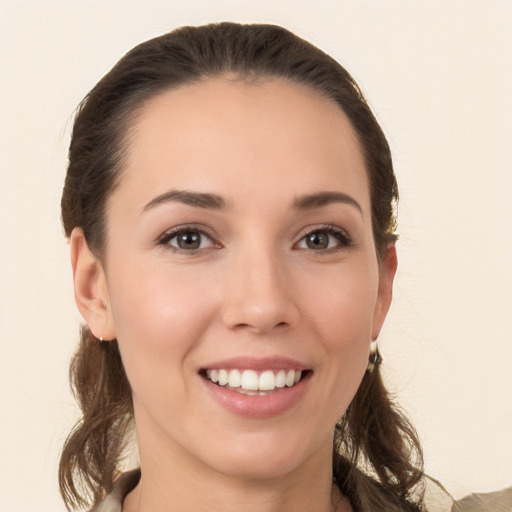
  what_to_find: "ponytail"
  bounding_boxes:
[58,327,133,510]
[334,365,425,511]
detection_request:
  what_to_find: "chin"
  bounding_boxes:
[200,428,328,482]
[211,454,305,482]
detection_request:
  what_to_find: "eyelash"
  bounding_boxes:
[157,225,220,254]
[156,224,352,254]
[293,225,352,253]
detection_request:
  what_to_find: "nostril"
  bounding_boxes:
[232,323,250,330]
[232,320,289,332]
[221,293,300,333]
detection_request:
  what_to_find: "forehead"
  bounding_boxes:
[117,77,369,211]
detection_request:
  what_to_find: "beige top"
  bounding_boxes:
[452,488,512,512]
[90,469,511,512]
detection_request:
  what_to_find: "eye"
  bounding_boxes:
[158,226,219,252]
[295,226,351,252]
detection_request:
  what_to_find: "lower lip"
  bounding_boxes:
[201,373,311,419]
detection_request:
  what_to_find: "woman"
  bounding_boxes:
[59,22,425,511]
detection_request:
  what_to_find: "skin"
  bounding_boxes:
[71,77,397,512]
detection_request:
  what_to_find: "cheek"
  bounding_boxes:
[106,262,220,385]
[300,262,378,412]
[302,262,379,346]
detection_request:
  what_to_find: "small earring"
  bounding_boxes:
[367,342,382,373]
[99,337,104,342]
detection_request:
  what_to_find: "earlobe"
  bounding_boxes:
[69,227,116,340]
[371,242,398,341]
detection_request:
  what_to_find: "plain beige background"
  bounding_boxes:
[0,1,511,511]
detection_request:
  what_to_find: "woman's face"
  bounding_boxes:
[84,78,395,480]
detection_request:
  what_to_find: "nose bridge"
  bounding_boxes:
[221,239,298,333]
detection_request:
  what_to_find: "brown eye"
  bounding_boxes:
[161,228,217,252]
[305,232,330,250]
[296,227,351,252]
[174,231,202,250]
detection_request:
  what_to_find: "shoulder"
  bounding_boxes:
[451,487,512,512]
[89,469,141,512]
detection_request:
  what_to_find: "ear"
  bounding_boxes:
[371,242,398,341]
[69,227,116,341]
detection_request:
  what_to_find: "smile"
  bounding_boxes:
[204,368,304,394]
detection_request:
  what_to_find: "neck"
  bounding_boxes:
[123,429,351,512]
[125,470,348,512]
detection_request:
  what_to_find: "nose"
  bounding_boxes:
[221,248,300,334]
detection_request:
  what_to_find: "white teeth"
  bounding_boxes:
[228,369,241,388]
[206,368,304,391]
[218,369,228,386]
[241,369,259,390]
[275,369,286,388]
[258,370,275,391]
[285,369,295,387]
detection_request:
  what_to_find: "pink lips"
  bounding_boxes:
[202,356,309,372]
[200,356,312,419]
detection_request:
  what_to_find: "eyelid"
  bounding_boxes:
[293,224,352,251]
[156,224,221,252]
[155,223,351,254]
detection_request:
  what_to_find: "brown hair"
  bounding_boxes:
[60,22,424,511]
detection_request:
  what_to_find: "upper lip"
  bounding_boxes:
[201,356,310,372]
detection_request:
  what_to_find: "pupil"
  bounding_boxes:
[307,232,328,250]
[178,232,200,250]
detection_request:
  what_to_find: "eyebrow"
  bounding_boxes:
[142,189,362,215]
[142,189,226,212]
[293,191,363,215]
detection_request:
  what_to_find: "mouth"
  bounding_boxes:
[201,368,310,395]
